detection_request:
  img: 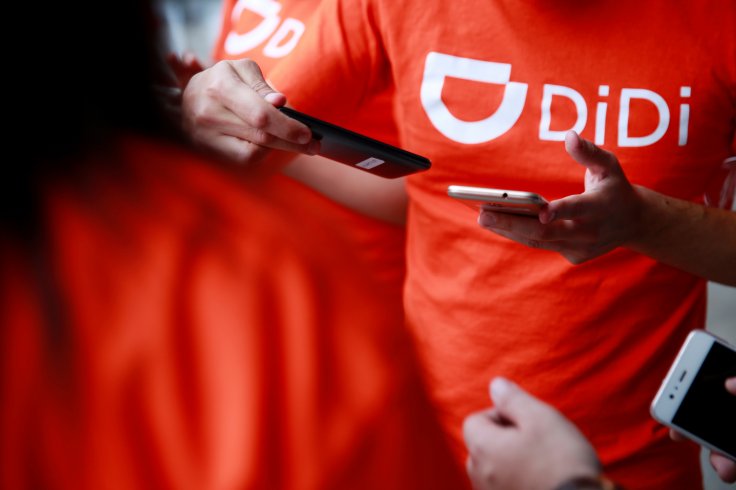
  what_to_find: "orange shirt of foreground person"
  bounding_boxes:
[268,1,736,489]
[0,136,466,490]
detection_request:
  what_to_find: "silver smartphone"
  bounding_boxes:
[650,329,736,460]
[447,185,548,216]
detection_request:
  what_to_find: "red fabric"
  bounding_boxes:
[0,136,466,489]
[268,1,736,488]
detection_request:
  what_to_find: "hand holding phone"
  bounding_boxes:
[447,185,548,216]
[279,107,431,179]
[650,330,736,462]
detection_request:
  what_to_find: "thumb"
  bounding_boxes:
[490,377,547,425]
[231,59,287,107]
[726,377,736,396]
[564,130,620,177]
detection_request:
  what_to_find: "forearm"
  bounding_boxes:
[283,155,408,225]
[628,186,736,286]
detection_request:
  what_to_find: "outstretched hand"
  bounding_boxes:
[478,131,644,264]
[463,377,601,490]
[182,59,318,165]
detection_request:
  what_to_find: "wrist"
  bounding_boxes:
[554,475,623,490]
[624,185,670,253]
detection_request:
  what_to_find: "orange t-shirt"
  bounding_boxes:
[0,136,466,490]
[269,1,736,488]
[213,0,406,299]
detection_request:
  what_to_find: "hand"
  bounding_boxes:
[478,131,644,264]
[463,377,601,490]
[182,59,318,164]
[669,377,736,483]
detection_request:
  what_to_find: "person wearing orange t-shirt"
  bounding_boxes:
[1,2,468,489]
[180,0,409,305]
[178,1,736,488]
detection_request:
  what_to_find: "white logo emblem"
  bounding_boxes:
[225,0,305,58]
[420,52,528,144]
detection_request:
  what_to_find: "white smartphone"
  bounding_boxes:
[447,185,548,216]
[650,329,736,460]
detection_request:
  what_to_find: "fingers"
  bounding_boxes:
[208,134,272,165]
[217,61,312,146]
[564,130,620,177]
[543,193,605,223]
[182,59,318,162]
[726,376,736,395]
[478,209,595,244]
[463,408,503,456]
[710,452,736,483]
[490,377,551,426]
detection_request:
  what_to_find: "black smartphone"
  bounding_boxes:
[278,107,430,178]
[650,330,736,460]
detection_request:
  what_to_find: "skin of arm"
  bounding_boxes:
[478,131,736,286]
[282,157,408,225]
[463,377,602,490]
[182,59,408,224]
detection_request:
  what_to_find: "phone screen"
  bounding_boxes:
[672,342,736,457]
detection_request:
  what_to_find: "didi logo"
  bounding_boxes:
[420,52,691,147]
[224,0,305,58]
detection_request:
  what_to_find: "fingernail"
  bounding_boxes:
[478,211,496,227]
[540,210,555,224]
[491,377,511,402]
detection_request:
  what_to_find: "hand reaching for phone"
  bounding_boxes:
[463,377,602,490]
[182,59,318,165]
[478,131,644,264]
[670,377,736,483]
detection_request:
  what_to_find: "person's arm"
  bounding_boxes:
[181,59,408,224]
[463,377,619,490]
[282,158,408,225]
[478,131,736,286]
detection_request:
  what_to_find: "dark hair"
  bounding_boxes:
[2,0,174,238]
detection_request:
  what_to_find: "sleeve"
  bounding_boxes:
[268,0,392,127]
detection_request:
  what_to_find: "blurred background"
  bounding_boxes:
[157,0,735,488]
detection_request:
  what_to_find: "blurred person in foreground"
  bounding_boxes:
[0,1,464,489]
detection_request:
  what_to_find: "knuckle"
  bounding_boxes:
[248,128,274,146]
[189,102,215,126]
[204,78,226,100]
[246,108,270,129]
[250,78,271,95]
[236,58,258,71]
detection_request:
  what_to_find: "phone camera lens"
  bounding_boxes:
[502,192,508,199]
[669,394,675,399]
